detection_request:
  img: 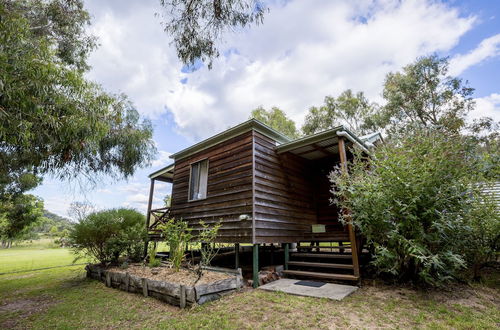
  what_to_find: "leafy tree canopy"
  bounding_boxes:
[31,209,74,234]
[0,0,156,196]
[0,194,44,246]
[380,55,475,136]
[302,89,379,136]
[159,0,266,69]
[251,106,300,139]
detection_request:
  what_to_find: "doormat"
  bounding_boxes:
[294,280,326,288]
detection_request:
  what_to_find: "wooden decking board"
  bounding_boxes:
[287,261,354,269]
[291,253,352,259]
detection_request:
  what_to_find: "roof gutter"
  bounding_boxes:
[336,131,369,153]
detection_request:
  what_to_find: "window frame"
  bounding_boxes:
[188,158,209,202]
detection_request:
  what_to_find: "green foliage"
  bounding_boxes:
[35,210,74,233]
[380,55,474,136]
[251,106,300,139]
[0,0,155,197]
[0,194,44,247]
[160,0,266,69]
[330,130,499,286]
[302,90,379,136]
[158,219,193,271]
[163,194,172,207]
[68,208,146,264]
[147,243,162,267]
[198,220,222,267]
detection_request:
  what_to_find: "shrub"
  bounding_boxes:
[330,130,499,286]
[69,208,146,264]
[158,219,192,271]
[198,220,222,267]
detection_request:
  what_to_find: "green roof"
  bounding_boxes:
[275,126,369,154]
[149,163,174,182]
[170,119,291,161]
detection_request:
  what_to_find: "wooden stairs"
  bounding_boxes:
[283,241,361,283]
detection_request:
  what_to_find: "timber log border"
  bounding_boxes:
[86,264,243,308]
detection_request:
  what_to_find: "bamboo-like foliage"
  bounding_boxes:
[158,219,193,271]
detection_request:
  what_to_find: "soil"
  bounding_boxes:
[0,295,56,329]
[109,264,232,286]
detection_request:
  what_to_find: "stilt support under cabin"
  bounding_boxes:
[252,244,259,288]
[235,243,240,269]
[284,243,289,270]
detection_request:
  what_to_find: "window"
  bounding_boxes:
[189,159,209,201]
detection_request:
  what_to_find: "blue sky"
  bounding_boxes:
[33,0,500,218]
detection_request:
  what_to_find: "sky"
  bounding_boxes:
[33,0,500,219]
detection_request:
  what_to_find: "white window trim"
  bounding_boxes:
[188,158,209,202]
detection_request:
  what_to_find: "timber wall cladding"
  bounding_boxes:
[253,131,317,243]
[170,131,254,243]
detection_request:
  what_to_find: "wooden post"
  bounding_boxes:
[142,278,148,297]
[284,243,289,270]
[125,273,130,292]
[338,137,360,278]
[252,244,259,288]
[180,285,186,308]
[105,272,111,287]
[144,179,155,259]
[235,243,240,269]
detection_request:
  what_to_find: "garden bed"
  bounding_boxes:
[85,264,244,308]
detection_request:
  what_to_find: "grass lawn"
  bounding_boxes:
[0,243,499,329]
[0,247,78,274]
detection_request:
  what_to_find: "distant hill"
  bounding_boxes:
[31,210,75,234]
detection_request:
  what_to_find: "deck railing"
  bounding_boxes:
[147,207,171,232]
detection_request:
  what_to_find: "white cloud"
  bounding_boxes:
[86,0,181,118]
[151,150,173,167]
[163,0,475,138]
[472,93,500,122]
[449,34,500,76]
[85,0,475,140]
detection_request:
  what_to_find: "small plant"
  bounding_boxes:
[158,219,192,271]
[147,243,162,268]
[198,220,222,268]
[120,261,129,269]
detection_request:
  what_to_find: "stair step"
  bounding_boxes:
[287,261,354,269]
[291,252,352,259]
[298,245,351,250]
[282,270,359,281]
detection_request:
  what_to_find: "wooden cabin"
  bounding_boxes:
[145,119,380,286]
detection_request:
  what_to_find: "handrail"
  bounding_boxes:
[148,207,171,232]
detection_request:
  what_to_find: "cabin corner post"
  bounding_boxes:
[338,137,360,278]
[144,178,155,258]
[235,243,240,269]
[252,244,259,288]
[283,243,290,270]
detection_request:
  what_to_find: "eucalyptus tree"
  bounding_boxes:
[159,0,267,68]
[0,0,155,195]
[0,0,155,238]
[251,106,300,139]
[302,90,379,136]
[380,55,475,136]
